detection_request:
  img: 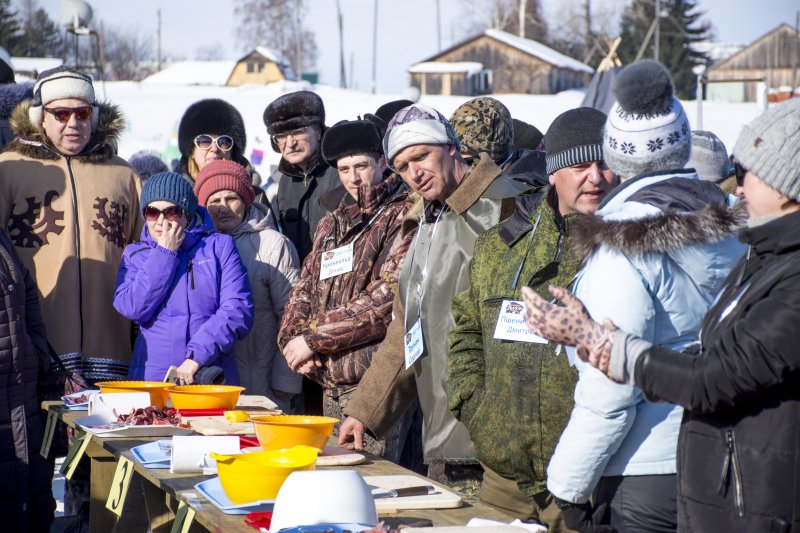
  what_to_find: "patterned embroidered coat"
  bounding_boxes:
[0,99,142,381]
[277,175,414,397]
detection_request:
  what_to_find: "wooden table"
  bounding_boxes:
[44,401,515,532]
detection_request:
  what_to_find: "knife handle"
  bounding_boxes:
[394,485,435,497]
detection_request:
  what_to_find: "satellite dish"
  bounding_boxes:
[61,0,93,29]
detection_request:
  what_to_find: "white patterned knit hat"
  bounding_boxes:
[603,60,690,178]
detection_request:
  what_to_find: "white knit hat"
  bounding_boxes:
[603,60,690,178]
[29,65,98,129]
[383,103,460,166]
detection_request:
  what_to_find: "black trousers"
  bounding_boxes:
[594,474,678,533]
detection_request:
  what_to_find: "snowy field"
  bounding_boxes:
[95,80,765,178]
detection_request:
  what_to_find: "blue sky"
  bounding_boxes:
[36,0,800,94]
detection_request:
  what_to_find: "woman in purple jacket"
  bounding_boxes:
[114,172,253,384]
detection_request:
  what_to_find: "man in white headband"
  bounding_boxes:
[338,103,527,483]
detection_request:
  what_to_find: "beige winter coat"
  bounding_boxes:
[0,100,142,380]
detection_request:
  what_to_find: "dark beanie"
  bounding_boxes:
[545,107,607,175]
[321,119,383,167]
[364,99,414,137]
[141,172,198,221]
[263,90,325,136]
[512,118,544,151]
[177,99,246,163]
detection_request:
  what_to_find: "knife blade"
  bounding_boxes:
[372,485,438,499]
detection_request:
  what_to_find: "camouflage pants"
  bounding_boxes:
[323,389,405,462]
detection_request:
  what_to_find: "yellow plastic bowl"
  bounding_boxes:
[95,381,175,409]
[168,385,245,410]
[210,446,318,504]
[251,415,338,451]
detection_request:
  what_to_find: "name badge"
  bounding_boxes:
[320,242,354,280]
[404,319,425,369]
[493,300,548,344]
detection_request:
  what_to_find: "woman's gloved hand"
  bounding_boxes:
[521,285,618,375]
[554,496,616,533]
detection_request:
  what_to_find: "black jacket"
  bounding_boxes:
[275,152,345,261]
[635,210,800,532]
[0,229,54,532]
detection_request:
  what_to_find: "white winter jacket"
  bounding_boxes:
[547,170,746,503]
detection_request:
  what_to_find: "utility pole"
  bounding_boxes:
[654,0,660,63]
[435,0,442,50]
[157,8,162,71]
[336,0,346,88]
[585,0,592,61]
[518,0,527,38]
[371,0,378,94]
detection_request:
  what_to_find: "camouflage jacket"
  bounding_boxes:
[447,187,581,498]
[277,175,414,397]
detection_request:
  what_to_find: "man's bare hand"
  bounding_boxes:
[283,335,315,371]
[338,416,366,451]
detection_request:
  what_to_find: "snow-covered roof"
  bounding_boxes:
[484,29,593,74]
[12,56,63,74]
[253,46,289,65]
[142,61,236,85]
[691,42,744,65]
[408,61,484,74]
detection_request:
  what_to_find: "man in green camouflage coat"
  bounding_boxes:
[447,107,618,531]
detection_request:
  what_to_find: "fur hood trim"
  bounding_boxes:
[571,202,747,259]
[5,99,126,163]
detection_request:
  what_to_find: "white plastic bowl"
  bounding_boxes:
[269,470,378,531]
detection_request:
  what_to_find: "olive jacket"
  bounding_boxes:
[447,187,581,497]
[344,153,526,463]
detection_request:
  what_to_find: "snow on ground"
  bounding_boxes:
[96,80,765,179]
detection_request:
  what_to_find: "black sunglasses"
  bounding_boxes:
[144,205,184,222]
[731,158,748,187]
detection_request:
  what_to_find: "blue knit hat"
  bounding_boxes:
[140,172,197,221]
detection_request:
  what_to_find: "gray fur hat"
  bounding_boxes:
[733,98,800,200]
[603,60,690,178]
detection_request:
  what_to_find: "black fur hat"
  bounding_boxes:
[263,90,325,136]
[178,98,246,162]
[321,119,383,167]
[364,99,414,137]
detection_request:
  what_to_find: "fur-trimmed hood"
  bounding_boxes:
[571,170,747,260]
[572,202,747,259]
[5,98,125,163]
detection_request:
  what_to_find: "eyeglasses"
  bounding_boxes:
[144,205,185,222]
[272,127,311,146]
[43,106,93,123]
[193,134,234,152]
[732,158,748,187]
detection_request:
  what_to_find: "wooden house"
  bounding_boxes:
[707,24,800,102]
[226,47,297,87]
[409,29,592,96]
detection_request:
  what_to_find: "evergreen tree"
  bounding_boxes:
[19,8,63,57]
[618,0,710,99]
[0,0,23,54]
